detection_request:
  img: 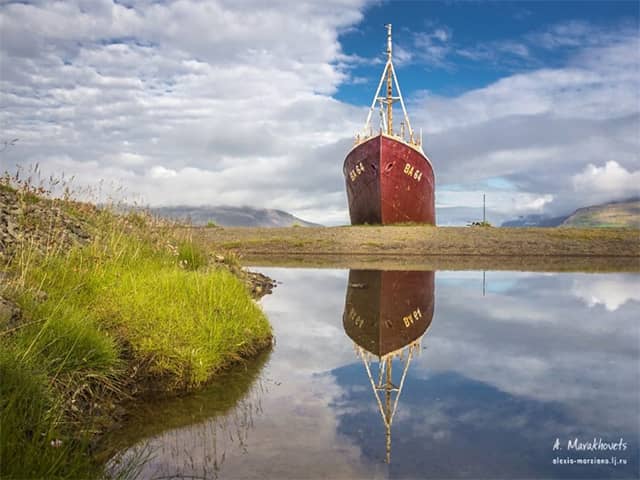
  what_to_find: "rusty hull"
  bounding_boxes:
[343,270,435,357]
[343,134,435,225]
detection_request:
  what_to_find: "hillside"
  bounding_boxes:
[151,205,319,227]
[501,214,568,228]
[502,198,640,228]
[561,198,640,228]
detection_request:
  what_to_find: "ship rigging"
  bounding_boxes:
[359,24,422,149]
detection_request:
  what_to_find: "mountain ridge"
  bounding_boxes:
[502,198,640,228]
[150,205,320,227]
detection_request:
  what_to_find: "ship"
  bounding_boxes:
[343,25,435,225]
[342,269,435,463]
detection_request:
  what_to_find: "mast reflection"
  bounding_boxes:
[343,270,435,464]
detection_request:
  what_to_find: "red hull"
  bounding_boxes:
[343,134,435,225]
[343,270,435,357]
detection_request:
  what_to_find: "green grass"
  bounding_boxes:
[14,216,271,387]
[0,344,101,479]
[1,196,272,478]
[0,183,14,194]
[177,239,208,270]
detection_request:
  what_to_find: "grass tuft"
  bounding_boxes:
[177,240,208,270]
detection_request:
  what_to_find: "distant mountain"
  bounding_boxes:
[501,214,568,227]
[561,198,640,228]
[501,198,640,228]
[150,205,320,227]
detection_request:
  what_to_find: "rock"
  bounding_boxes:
[6,219,18,239]
[246,271,276,299]
[0,296,21,330]
[34,289,48,302]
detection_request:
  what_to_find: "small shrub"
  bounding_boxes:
[177,241,208,270]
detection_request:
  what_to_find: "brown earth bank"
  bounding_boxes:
[184,225,640,272]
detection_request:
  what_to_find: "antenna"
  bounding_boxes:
[386,23,392,61]
[386,24,393,135]
[483,193,486,223]
[483,271,486,297]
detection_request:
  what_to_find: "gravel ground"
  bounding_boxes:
[186,225,640,272]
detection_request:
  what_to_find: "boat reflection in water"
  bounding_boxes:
[343,270,435,464]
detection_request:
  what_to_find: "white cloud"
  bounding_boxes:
[392,44,413,66]
[149,165,177,179]
[456,40,531,66]
[572,274,640,311]
[572,160,640,201]
[412,27,453,68]
[437,189,553,214]
[113,153,147,166]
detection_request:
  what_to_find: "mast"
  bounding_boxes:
[356,340,419,463]
[384,356,393,463]
[360,24,418,148]
[386,24,393,136]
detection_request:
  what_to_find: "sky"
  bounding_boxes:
[0,0,638,225]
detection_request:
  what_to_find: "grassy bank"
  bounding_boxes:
[0,185,272,478]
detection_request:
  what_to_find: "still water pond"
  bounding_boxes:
[110,269,639,479]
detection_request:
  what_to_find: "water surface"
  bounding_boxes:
[110,269,639,479]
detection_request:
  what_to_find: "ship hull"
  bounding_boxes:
[343,270,435,357]
[343,134,435,225]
